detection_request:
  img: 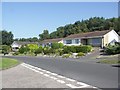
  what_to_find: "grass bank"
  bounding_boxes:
[0,58,20,70]
[97,59,120,64]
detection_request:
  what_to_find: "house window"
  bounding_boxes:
[66,40,72,44]
[92,38,101,45]
[75,39,79,44]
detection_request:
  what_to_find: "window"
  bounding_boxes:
[92,38,101,44]
[66,40,72,44]
[75,39,79,44]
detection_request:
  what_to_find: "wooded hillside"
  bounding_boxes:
[39,17,120,40]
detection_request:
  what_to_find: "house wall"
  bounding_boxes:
[104,30,119,46]
[11,42,21,51]
[58,40,63,43]
[63,38,81,46]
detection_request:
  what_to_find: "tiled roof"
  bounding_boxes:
[64,30,111,39]
[13,41,38,45]
[39,38,63,44]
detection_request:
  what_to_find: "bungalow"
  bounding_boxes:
[11,41,38,51]
[39,38,63,47]
[63,30,119,48]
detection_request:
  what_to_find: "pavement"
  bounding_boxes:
[2,64,69,88]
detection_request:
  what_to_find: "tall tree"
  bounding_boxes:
[1,30,14,45]
[39,30,50,40]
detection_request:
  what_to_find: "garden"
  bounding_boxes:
[11,42,93,58]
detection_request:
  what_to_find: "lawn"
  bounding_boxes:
[97,59,120,64]
[0,58,20,70]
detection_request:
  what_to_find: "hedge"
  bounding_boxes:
[105,44,120,55]
[63,45,92,54]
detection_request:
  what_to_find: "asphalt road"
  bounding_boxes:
[3,56,119,89]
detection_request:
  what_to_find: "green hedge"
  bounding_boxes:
[105,45,120,55]
[63,45,92,54]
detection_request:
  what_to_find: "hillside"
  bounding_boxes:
[39,17,120,40]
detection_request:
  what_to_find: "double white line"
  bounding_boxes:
[21,63,98,89]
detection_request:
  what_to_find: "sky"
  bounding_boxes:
[2,2,118,39]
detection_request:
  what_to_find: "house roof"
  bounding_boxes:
[12,41,38,46]
[39,38,63,44]
[64,30,111,39]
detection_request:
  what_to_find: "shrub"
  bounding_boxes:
[57,49,63,56]
[2,45,11,55]
[51,42,64,49]
[63,45,92,54]
[75,45,92,53]
[12,52,19,55]
[62,54,71,58]
[63,46,76,54]
[19,46,29,54]
[76,52,85,58]
[34,46,43,56]
[27,44,39,53]
[59,43,64,48]
[43,47,50,55]
[105,45,120,55]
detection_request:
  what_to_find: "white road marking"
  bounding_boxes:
[57,80,65,84]
[21,63,97,89]
[38,72,44,74]
[57,75,66,79]
[45,71,51,74]
[50,76,57,80]
[66,78,76,82]
[44,74,50,77]
[66,84,79,88]
[77,82,89,86]
[51,73,58,76]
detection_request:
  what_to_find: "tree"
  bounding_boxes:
[39,17,120,40]
[1,30,14,45]
[39,30,50,40]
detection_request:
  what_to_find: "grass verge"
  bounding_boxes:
[97,59,120,64]
[0,58,20,70]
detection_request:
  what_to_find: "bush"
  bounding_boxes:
[63,45,92,54]
[2,45,11,55]
[27,44,39,53]
[75,45,92,53]
[12,52,19,55]
[105,45,120,55]
[62,54,71,58]
[57,49,63,56]
[19,46,29,54]
[34,46,43,56]
[63,46,76,54]
[43,47,50,55]
[51,42,64,49]
[76,52,85,58]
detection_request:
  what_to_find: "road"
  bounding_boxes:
[3,56,119,89]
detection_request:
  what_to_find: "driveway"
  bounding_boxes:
[3,55,119,89]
